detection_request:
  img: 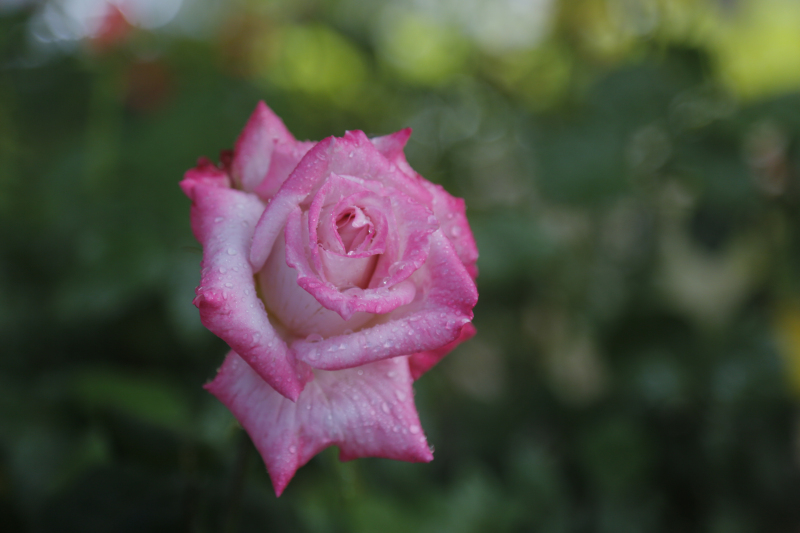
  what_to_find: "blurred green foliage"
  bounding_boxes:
[3,0,800,531]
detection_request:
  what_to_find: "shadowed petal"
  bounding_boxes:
[408,322,477,380]
[181,170,310,401]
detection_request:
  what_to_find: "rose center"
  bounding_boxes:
[335,207,373,254]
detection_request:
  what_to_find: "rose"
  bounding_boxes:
[181,102,478,496]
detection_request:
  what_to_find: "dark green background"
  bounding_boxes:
[2,1,800,531]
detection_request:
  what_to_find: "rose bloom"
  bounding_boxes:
[181,102,478,495]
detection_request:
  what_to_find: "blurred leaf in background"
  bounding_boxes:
[2,0,800,531]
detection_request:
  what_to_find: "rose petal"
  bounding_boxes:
[408,322,477,380]
[231,101,313,196]
[181,174,310,401]
[372,131,479,280]
[307,174,390,287]
[422,181,479,280]
[285,208,419,320]
[370,128,420,189]
[250,131,432,272]
[206,351,433,496]
[258,234,375,338]
[293,230,478,370]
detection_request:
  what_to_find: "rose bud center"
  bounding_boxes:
[317,202,382,290]
[336,207,373,254]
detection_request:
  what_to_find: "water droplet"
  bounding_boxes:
[357,369,364,376]
[381,402,390,414]
[227,248,237,255]
[450,226,462,237]
[446,212,454,220]
[219,267,227,274]
[343,329,353,335]
[348,151,354,158]
[395,390,406,401]
[289,445,297,453]
[387,371,396,378]
[306,333,323,342]
[409,425,420,434]
[383,341,392,349]
[225,282,233,288]
[308,349,319,360]
[214,216,224,222]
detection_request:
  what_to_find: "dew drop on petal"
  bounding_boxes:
[225,282,233,288]
[357,369,364,376]
[219,267,227,274]
[214,216,224,222]
[306,333,323,342]
[395,390,406,401]
[409,425,420,434]
[451,226,462,237]
[381,402,390,414]
[289,445,297,454]
[227,248,237,255]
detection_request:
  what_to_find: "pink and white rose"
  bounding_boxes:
[181,102,478,495]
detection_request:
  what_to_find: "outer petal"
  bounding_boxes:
[372,130,478,279]
[231,101,313,196]
[408,322,477,380]
[422,181,479,280]
[181,173,310,401]
[250,131,432,272]
[293,230,478,370]
[206,352,433,496]
[371,128,419,181]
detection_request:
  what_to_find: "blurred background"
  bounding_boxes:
[3,0,800,531]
